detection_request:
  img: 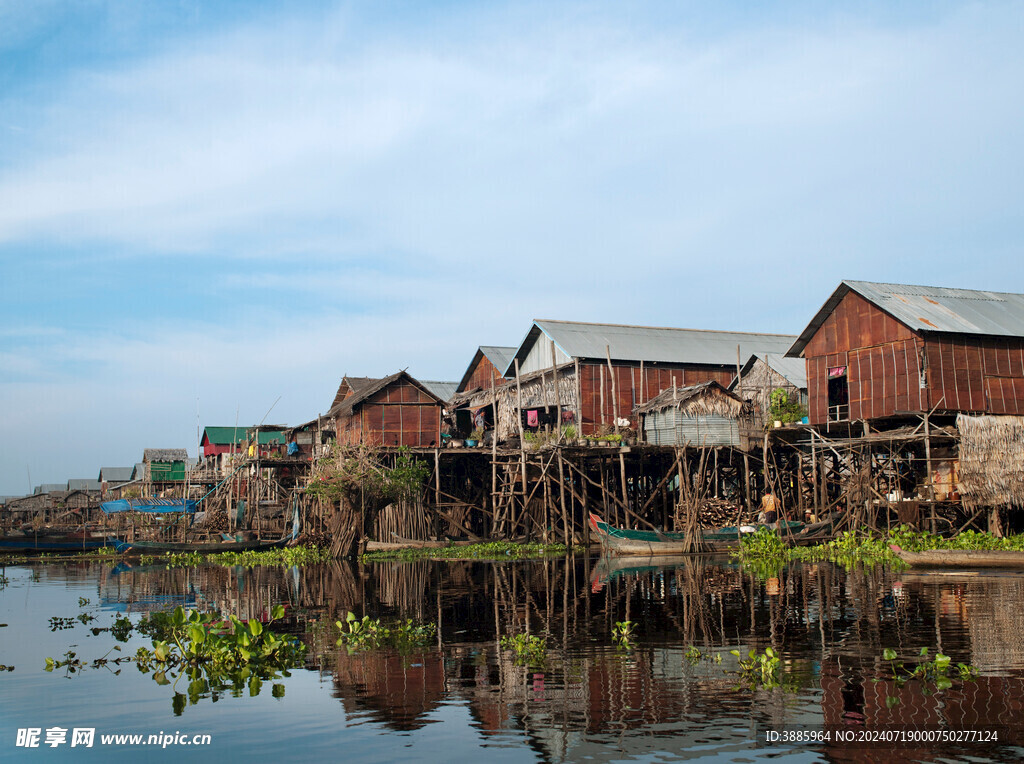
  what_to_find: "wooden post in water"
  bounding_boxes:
[619,452,629,522]
[515,359,528,539]
[557,451,569,544]
[924,412,935,534]
[551,342,562,442]
[490,367,498,538]
[606,345,618,433]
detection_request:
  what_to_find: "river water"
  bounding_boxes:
[2,554,1024,762]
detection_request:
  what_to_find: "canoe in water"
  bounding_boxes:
[114,537,289,555]
[588,513,805,556]
[890,544,1024,568]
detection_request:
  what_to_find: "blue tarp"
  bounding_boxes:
[101,498,197,514]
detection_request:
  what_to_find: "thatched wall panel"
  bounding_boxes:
[957,414,1024,511]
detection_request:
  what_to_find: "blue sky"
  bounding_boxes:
[2,1,1023,495]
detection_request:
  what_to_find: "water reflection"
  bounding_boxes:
[11,555,1024,761]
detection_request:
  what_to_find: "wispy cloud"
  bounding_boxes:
[2,2,1024,491]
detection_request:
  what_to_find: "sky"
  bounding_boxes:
[2,0,1023,495]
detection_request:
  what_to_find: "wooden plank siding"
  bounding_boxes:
[802,290,1024,423]
[577,361,734,434]
[336,380,442,447]
[462,353,508,392]
[924,335,1024,414]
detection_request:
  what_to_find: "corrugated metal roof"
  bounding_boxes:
[510,319,796,371]
[98,467,134,482]
[201,426,253,446]
[456,346,516,392]
[36,483,66,494]
[67,479,102,491]
[480,346,516,374]
[420,380,459,402]
[733,353,807,389]
[788,280,1024,356]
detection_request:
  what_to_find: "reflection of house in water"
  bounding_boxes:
[332,652,448,731]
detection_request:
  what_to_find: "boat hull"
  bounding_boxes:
[115,537,289,555]
[891,545,1024,568]
[0,536,113,553]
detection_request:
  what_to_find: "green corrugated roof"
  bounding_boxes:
[201,426,286,446]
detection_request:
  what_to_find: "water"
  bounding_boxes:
[3,555,1024,762]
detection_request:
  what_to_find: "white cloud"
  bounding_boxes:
[3,2,1024,492]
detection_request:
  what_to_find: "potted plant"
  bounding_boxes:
[466,427,484,447]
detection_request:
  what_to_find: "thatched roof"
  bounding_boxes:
[634,381,746,417]
[143,448,188,462]
[957,414,1024,511]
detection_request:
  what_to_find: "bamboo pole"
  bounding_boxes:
[557,451,569,545]
[515,359,527,537]
[619,451,629,520]
[491,367,498,537]
[551,342,563,441]
[606,345,619,432]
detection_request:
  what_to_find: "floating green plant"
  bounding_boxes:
[46,605,306,714]
[153,545,332,569]
[500,632,547,666]
[361,541,579,562]
[730,647,796,691]
[612,620,636,649]
[879,647,978,692]
[334,611,436,653]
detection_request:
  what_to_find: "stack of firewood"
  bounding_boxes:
[672,497,749,529]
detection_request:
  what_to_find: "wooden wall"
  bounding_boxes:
[803,290,1024,422]
[924,335,1024,415]
[577,361,734,434]
[461,353,508,393]
[336,380,442,447]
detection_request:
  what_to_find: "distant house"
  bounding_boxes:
[504,320,797,435]
[786,281,1024,425]
[142,449,190,482]
[67,479,102,493]
[455,346,516,394]
[284,416,334,460]
[98,467,134,490]
[199,426,285,457]
[730,353,808,429]
[329,371,445,448]
[200,427,249,459]
[635,381,751,448]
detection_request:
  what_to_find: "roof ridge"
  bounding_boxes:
[535,318,796,338]
[845,279,1024,298]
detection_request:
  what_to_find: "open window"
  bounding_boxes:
[827,366,849,422]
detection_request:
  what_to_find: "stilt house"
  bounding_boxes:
[456,346,516,393]
[786,281,1024,425]
[730,353,808,429]
[635,381,752,448]
[329,371,445,448]
[503,320,796,436]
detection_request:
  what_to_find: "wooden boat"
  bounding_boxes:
[0,533,113,553]
[362,535,527,552]
[114,536,289,555]
[588,513,805,556]
[890,544,1024,569]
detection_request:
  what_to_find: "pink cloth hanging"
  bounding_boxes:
[526,410,539,427]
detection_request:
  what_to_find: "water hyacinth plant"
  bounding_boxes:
[500,632,548,666]
[334,612,436,653]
